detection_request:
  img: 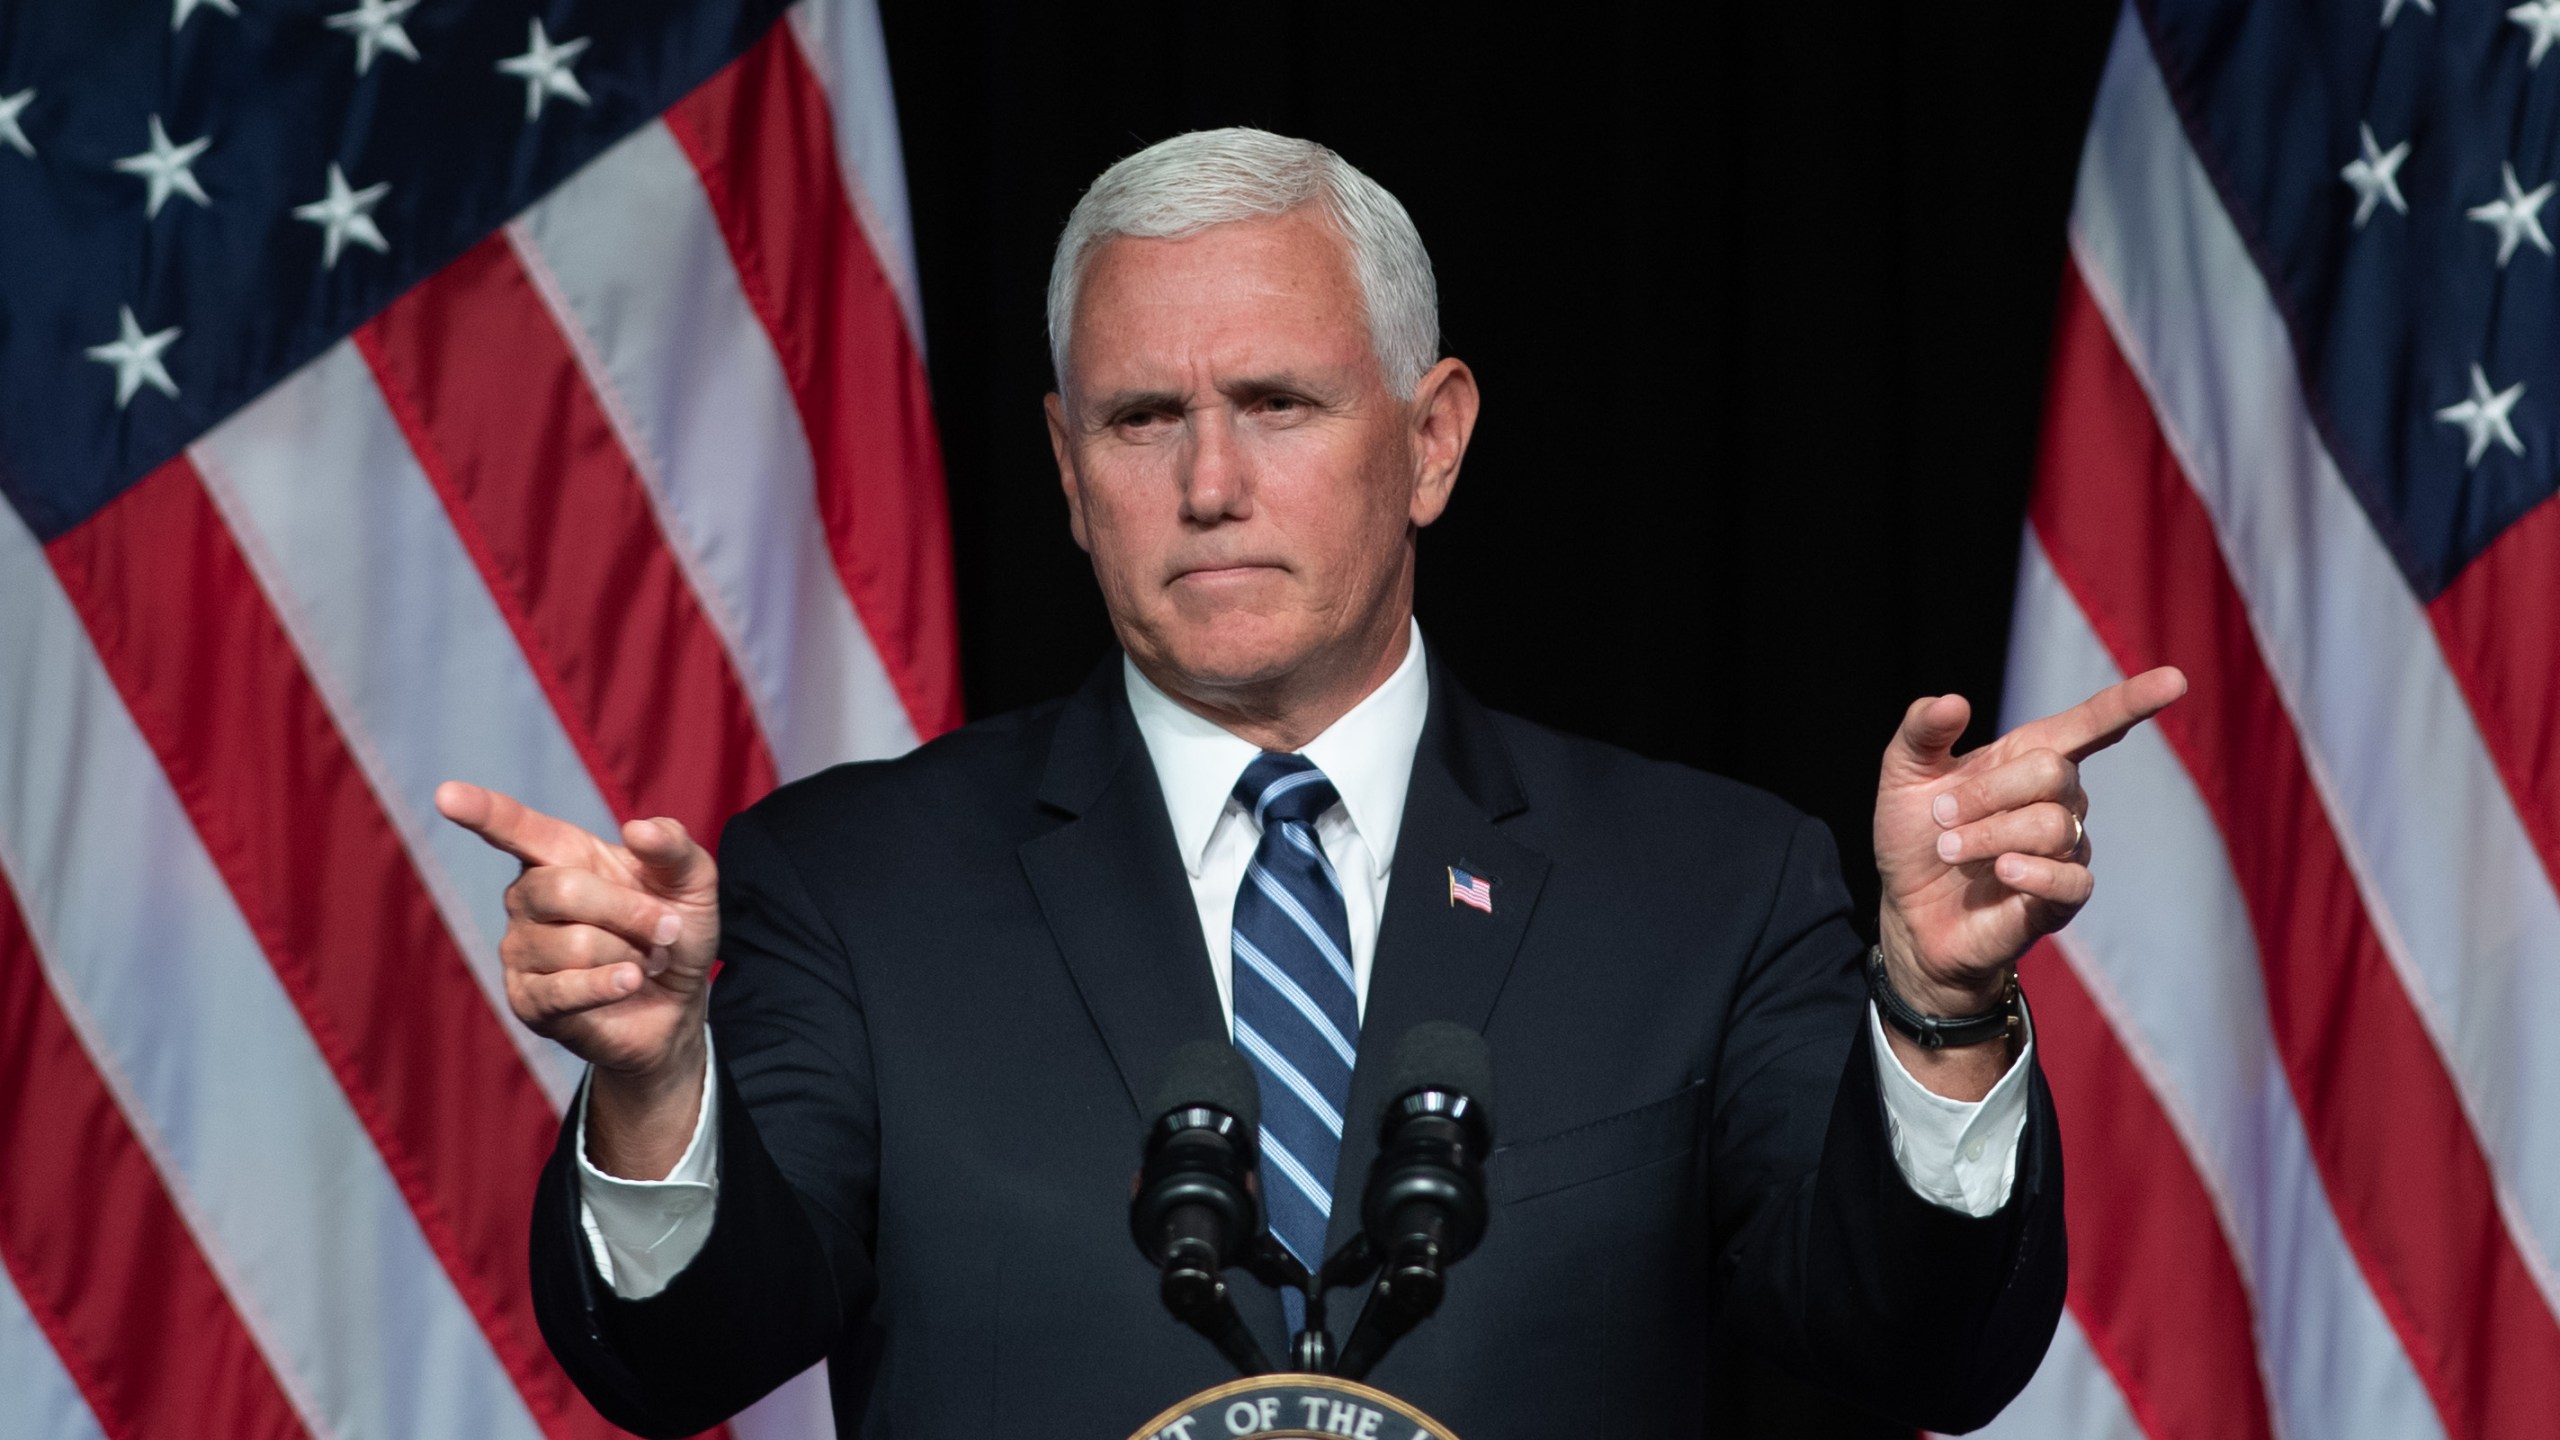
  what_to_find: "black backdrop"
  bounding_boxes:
[876,4,2120,1431]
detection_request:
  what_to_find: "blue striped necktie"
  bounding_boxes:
[1229,751,1361,1307]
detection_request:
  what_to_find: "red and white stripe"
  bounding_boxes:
[781,0,926,352]
[189,340,614,1108]
[0,1263,113,1440]
[0,4,951,1436]
[1991,5,2560,1435]
[2009,545,2439,1440]
[0,489,540,1440]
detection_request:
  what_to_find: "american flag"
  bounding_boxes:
[0,2,955,1437]
[1448,865,1492,915]
[1956,3,2560,1437]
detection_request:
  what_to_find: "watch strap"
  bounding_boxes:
[1866,945,2018,1050]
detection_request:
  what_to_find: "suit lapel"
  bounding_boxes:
[1017,660,1229,1118]
[1019,651,1547,1307]
[1325,658,1548,1260]
[1017,657,1290,1349]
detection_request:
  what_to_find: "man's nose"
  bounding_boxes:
[1178,408,1251,524]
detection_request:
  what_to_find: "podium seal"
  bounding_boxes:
[1128,1373,1457,1440]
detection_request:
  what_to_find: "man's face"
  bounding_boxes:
[1045,210,1467,707]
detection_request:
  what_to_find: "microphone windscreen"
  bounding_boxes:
[1385,1020,1493,1114]
[1146,1038,1261,1132]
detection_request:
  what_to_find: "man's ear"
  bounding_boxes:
[1044,391,1094,554]
[1406,356,1480,529]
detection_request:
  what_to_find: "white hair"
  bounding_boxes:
[1046,127,1441,398]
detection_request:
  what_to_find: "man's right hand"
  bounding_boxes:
[436,781,720,1178]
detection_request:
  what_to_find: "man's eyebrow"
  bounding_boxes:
[1081,373,1339,421]
[1221,372,1329,401]
[1083,387,1185,418]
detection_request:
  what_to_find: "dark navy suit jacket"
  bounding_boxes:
[529,652,2065,1437]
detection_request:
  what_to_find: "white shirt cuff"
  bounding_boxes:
[1869,994,2033,1217]
[575,1031,722,1300]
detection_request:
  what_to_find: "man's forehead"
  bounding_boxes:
[1067,213,1376,394]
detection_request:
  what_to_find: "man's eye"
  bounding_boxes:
[1260,395,1301,413]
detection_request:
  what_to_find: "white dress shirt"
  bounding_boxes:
[1128,616,1429,1030]
[580,622,2033,1297]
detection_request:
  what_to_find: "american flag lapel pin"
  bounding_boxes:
[1448,863,1494,914]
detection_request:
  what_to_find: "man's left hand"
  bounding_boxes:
[1873,667,2188,1025]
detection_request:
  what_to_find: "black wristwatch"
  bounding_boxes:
[1866,945,2020,1050]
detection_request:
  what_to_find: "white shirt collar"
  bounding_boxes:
[1124,618,1430,881]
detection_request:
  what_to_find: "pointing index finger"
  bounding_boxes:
[2022,666,2189,762]
[434,780,597,870]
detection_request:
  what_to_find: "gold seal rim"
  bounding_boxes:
[1126,1371,1455,1440]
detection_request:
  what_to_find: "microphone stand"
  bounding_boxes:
[1158,1216,1277,1376]
[1239,1235,1334,1371]
[1239,1230,1426,1381]
[1165,1224,1450,1381]
[1329,1229,1442,1381]
[1241,1232,1395,1374]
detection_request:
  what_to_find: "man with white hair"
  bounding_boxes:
[448,127,2180,1436]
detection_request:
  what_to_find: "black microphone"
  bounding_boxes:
[1130,1039,1273,1375]
[1334,1021,1494,1380]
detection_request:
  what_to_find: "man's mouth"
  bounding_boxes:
[1171,563,1282,585]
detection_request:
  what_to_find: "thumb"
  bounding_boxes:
[1886,694,1971,778]
[621,816,716,901]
